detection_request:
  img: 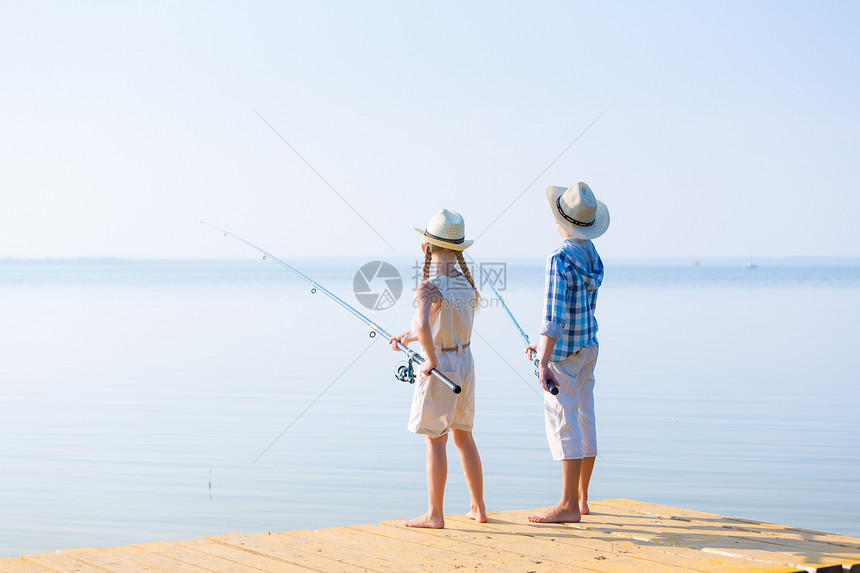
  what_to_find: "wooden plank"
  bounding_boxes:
[594,500,860,550]
[506,508,847,572]
[355,521,600,573]
[593,502,860,568]
[101,546,214,572]
[262,530,414,572]
[133,541,281,573]
[58,547,165,572]
[596,499,745,522]
[6,501,858,573]
[442,512,801,573]
[207,532,372,573]
[175,538,318,572]
[570,505,860,565]
[293,523,562,573]
[19,552,108,573]
[435,513,785,573]
[0,558,53,573]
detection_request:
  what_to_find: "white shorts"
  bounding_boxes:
[408,348,475,438]
[544,344,598,461]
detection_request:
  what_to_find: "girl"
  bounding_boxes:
[389,209,487,529]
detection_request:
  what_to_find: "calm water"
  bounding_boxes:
[1,258,859,557]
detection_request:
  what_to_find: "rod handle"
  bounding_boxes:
[400,344,461,394]
[430,369,462,394]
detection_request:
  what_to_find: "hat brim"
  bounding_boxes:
[414,228,473,251]
[546,186,610,240]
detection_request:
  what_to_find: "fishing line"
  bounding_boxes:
[470,328,542,400]
[474,107,609,242]
[201,221,461,395]
[252,109,395,251]
[252,331,382,464]
[466,253,558,395]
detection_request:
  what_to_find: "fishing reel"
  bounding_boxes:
[394,358,416,384]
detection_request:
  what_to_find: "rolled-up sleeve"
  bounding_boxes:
[540,253,567,340]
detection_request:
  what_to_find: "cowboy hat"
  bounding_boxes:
[546,182,610,239]
[414,209,473,251]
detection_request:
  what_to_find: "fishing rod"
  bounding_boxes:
[465,253,558,395]
[202,221,461,394]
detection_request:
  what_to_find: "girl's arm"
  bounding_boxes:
[388,281,442,364]
[414,281,442,375]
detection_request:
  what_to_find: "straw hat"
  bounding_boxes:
[546,182,610,239]
[414,209,473,251]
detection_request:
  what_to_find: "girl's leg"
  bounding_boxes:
[451,429,487,522]
[405,433,448,528]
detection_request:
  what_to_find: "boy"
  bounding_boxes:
[526,182,609,523]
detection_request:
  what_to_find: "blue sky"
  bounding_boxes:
[1,1,857,259]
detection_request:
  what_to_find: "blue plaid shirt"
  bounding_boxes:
[540,238,604,362]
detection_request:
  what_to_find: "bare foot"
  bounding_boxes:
[404,512,444,528]
[466,506,487,523]
[580,500,590,515]
[528,506,581,523]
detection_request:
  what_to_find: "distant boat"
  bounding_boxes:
[743,262,758,269]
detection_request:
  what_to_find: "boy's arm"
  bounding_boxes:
[532,252,568,393]
[537,334,558,393]
[540,252,568,351]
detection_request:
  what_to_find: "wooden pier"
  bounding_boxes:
[2,499,859,572]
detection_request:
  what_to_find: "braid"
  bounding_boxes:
[422,244,433,281]
[455,251,480,300]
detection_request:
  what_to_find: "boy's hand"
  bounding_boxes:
[538,364,555,393]
[525,341,539,361]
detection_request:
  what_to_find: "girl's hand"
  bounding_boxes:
[420,359,437,376]
[525,341,539,360]
[389,330,416,350]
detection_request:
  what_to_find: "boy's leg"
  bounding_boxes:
[531,352,588,523]
[405,433,448,528]
[577,345,599,515]
[579,456,595,515]
[451,429,487,522]
[528,458,583,523]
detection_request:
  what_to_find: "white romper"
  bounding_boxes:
[408,273,477,438]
